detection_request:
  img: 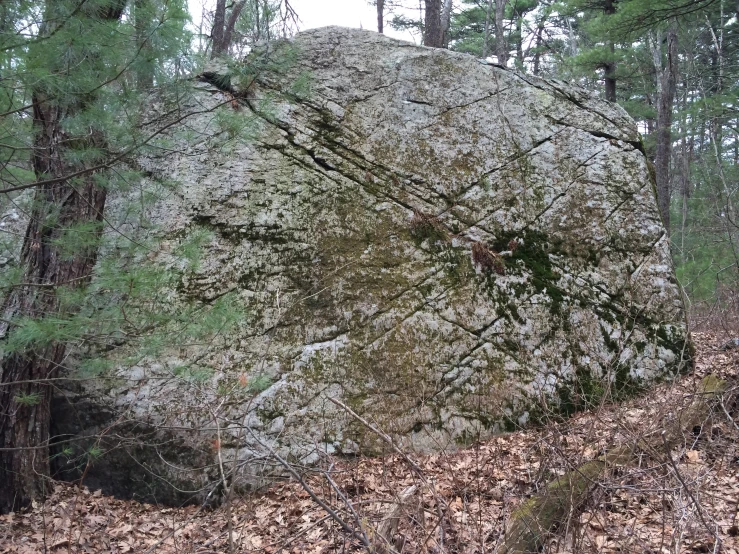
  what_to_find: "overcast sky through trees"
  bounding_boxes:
[188,0,418,43]
[291,0,417,40]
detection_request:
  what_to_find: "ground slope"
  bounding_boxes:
[3,332,736,554]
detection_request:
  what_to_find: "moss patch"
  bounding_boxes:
[486,229,567,315]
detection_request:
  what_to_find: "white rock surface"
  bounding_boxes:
[53,27,691,502]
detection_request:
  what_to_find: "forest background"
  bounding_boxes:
[0,0,736,516]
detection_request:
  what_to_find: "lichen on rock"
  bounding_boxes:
[53,27,691,502]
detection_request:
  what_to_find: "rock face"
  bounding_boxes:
[53,27,691,502]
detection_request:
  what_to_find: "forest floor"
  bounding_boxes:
[1,332,738,554]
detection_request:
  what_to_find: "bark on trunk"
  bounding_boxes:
[603,0,616,102]
[0,93,108,514]
[482,0,493,58]
[679,112,690,252]
[0,95,108,515]
[604,57,616,101]
[211,0,249,58]
[441,0,453,46]
[423,0,443,47]
[516,17,523,66]
[494,0,507,65]
[222,0,248,55]
[377,0,384,33]
[655,23,678,232]
[678,78,691,253]
[0,0,123,512]
[532,21,544,75]
[646,116,655,138]
[211,0,226,57]
[134,0,154,89]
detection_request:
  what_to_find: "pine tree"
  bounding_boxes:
[0,0,190,512]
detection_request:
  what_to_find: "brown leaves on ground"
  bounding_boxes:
[1,332,738,553]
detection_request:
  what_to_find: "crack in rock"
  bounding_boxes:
[51,27,692,504]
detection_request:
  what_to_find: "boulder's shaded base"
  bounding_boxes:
[51,390,214,506]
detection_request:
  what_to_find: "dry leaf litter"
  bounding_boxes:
[1,332,738,553]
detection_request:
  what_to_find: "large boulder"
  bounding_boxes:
[53,27,691,502]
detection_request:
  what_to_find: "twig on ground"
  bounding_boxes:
[243,426,373,550]
[660,430,721,549]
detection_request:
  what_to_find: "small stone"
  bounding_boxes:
[719,338,739,351]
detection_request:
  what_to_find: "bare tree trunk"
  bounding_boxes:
[655,22,678,232]
[566,18,576,57]
[134,0,154,89]
[533,20,544,75]
[211,0,250,58]
[423,0,443,47]
[680,115,688,253]
[0,0,123,514]
[515,16,523,66]
[222,0,248,53]
[603,0,616,102]
[377,0,384,33]
[441,0,453,46]
[494,0,507,65]
[211,0,226,57]
[604,50,616,101]
[482,0,493,58]
[0,122,107,511]
[679,77,692,254]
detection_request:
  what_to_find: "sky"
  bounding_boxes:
[288,0,417,43]
[188,0,420,44]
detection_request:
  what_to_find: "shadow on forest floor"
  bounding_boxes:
[1,331,738,554]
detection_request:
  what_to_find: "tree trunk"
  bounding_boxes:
[482,0,493,58]
[377,0,384,33]
[222,0,248,55]
[655,22,678,232]
[211,0,226,57]
[679,79,691,254]
[532,20,544,75]
[211,0,249,58]
[515,16,523,66]
[0,102,109,516]
[603,0,616,102]
[604,54,616,101]
[423,0,443,47]
[0,0,123,513]
[646,116,655,137]
[441,0,453,46]
[494,0,507,65]
[134,0,154,89]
